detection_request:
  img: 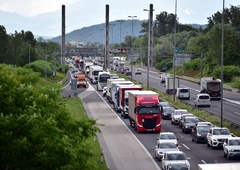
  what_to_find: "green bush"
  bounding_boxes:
[57,64,69,73]
[183,58,200,70]
[213,65,240,82]
[25,60,53,77]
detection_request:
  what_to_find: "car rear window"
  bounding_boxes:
[180,89,189,93]
[199,95,209,99]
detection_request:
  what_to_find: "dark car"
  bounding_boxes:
[179,114,193,128]
[162,107,175,119]
[191,124,212,143]
[182,117,200,134]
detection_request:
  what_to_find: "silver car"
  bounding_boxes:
[155,142,179,161]
[157,132,179,146]
[194,93,211,107]
[161,151,190,170]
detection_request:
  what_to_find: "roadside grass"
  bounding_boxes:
[42,73,108,170]
[65,98,108,170]
[119,72,240,137]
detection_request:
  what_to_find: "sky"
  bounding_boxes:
[0,0,239,36]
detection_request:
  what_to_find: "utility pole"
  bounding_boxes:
[173,0,177,101]
[128,16,137,82]
[105,4,110,70]
[144,4,153,89]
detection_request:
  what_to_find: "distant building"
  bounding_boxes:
[69,40,85,48]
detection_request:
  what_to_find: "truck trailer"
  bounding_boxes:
[106,78,125,102]
[128,91,162,133]
[119,86,142,118]
[113,84,142,114]
[165,77,180,95]
[111,81,134,105]
[200,77,221,99]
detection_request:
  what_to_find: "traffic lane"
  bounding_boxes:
[133,72,240,127]
[94,80,238,170]
[81,84,160,170]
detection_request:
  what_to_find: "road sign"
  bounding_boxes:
[174,54,190,66]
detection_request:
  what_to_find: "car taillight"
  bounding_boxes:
[198,99,200,102]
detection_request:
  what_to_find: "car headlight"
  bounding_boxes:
[229,149,234,152]
[163,113,167,116]
[197,133,201,137]
[185,125,189,128]
[212,138,217,141]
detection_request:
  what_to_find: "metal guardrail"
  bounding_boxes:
[60,70,71,87]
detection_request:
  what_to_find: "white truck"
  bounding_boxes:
[106,78,125,102]
[160,73,171,83]
[165,77,179,94]
[200,77,221,99]
[89,65,103,84]
[198,163,240,170]
[97,71,111,91]
[83,62,93,77]
[111,81,134,105]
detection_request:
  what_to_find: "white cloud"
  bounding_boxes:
[0,0,79,16]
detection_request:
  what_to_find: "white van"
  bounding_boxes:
[176,87,190,100]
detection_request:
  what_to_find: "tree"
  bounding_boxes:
[0,64,99,169]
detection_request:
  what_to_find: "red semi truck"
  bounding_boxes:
[128,91,162,133]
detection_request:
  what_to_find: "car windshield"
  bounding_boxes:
[164,107,175,113]
[160,102,170,107]
[175,110,188,115]
[197,126,210,132]
[160,143,177,149]
[160,134,176,140]
[166,153,186,160]
[138,106,160,114]
[185,117,199,123]
[229,139,240,146]
[213,129,230,135]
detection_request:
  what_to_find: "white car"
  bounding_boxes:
[161,151,190,170]
[194,93,211,107]
[155,142,179,161]
[223,137,240,159]
[171,109,189,125]
[135,69,141,75]
[207,127,233,149]
[157,132,179,146]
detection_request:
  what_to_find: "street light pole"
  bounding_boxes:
[173,0,177,102]
[117,20,125,72]
[220,0,225,128]
[128,16,137,82]
[144,4,154,90]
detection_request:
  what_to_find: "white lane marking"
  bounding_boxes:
[182,144,190,150]
[224,98,240,105]
[177,133,184,138]
[82,83,161,170]
[201,160,207,164]
[234,112,240,116]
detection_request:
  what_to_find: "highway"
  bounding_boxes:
[66,67,240,170]
[131,68,240,128]
[92,69,240,170]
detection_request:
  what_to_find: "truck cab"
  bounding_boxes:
[128,91,162,133]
